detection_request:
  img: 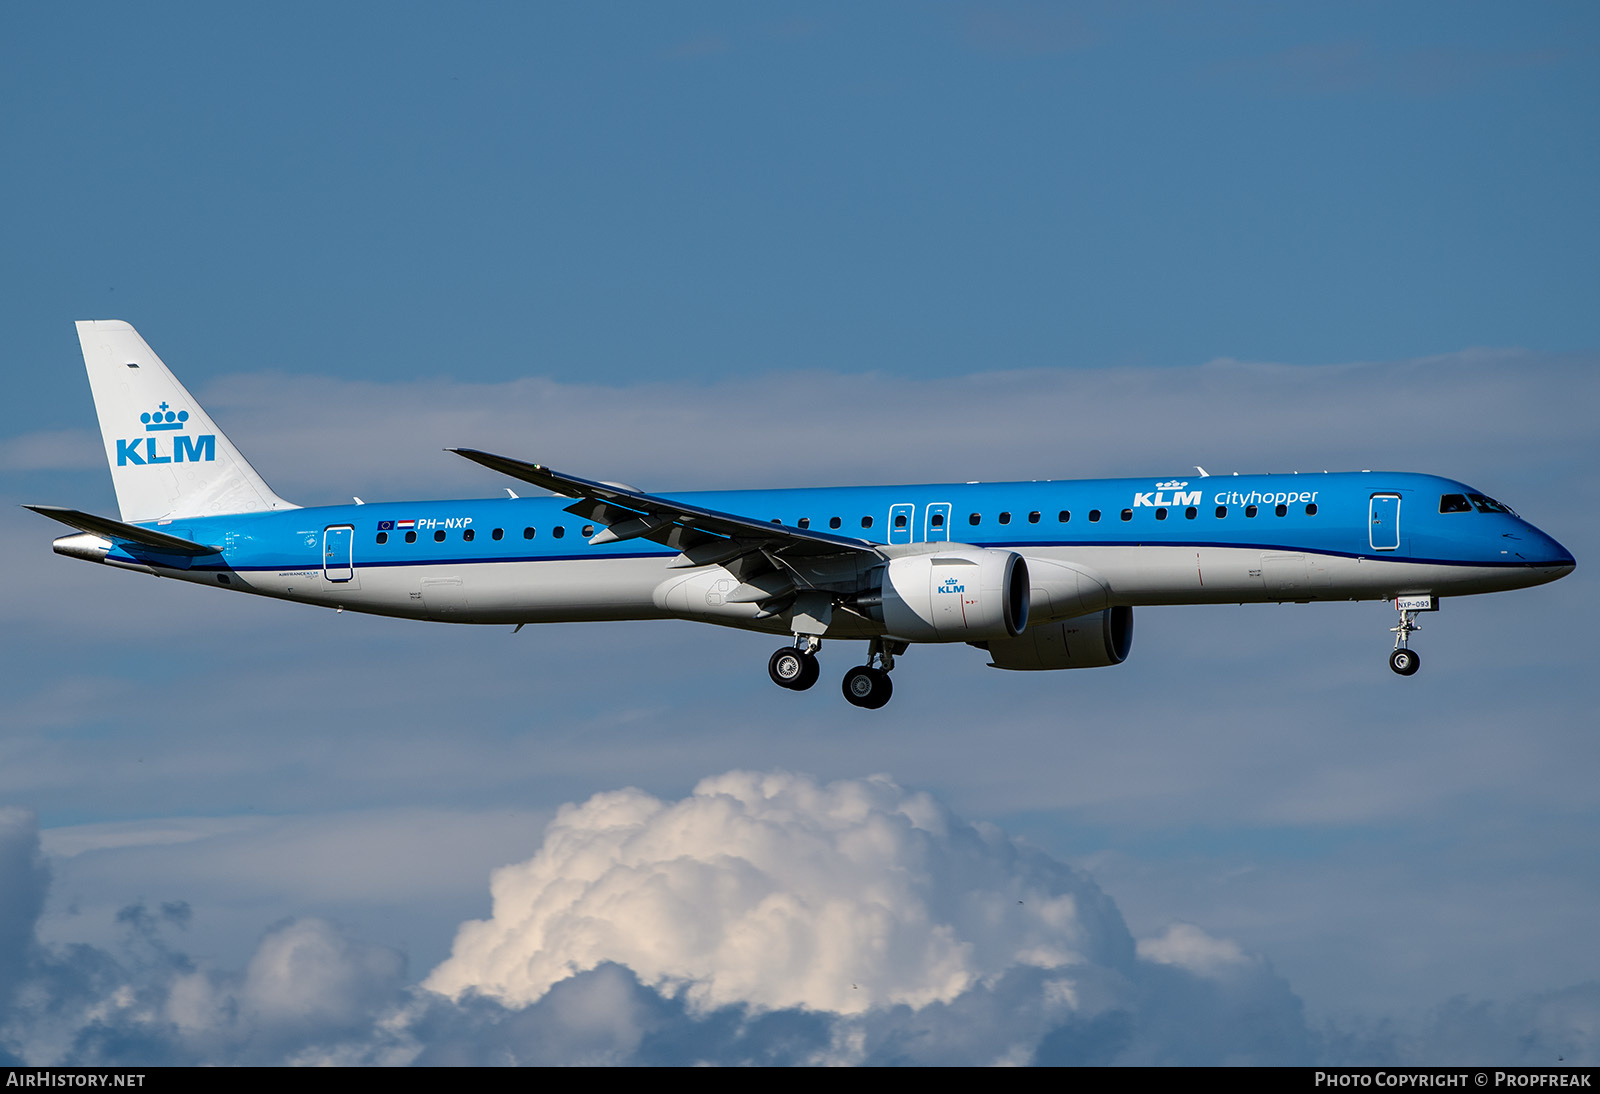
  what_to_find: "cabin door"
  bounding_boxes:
[1368,495,1401,552]
[323,525,354,581]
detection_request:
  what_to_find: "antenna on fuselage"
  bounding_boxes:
[1195,466,1209,477]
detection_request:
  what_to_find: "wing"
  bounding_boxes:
[24,505,217,555]
[449,448,881,565]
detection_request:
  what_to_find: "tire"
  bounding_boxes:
[769,648,808,689]
[842,666,893,709]
[794,652,820,691]
[1389,648,1421,676]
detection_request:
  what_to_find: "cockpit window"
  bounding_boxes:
[1468,493,1516,516]
[1439,494,1471,514]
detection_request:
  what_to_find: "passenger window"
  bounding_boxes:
[1155,507,1168,520]
[1245,505,1258,518]
[492,528,504,540]
[553,526,565,538]
[582,525,594,537]
[405,531,417,543]
[1120,509,1132,521]
[523,527,535,539]
[861,516,873,529]
[798,518,811,529]
[829,517,841,529]
[1028,511,1040,524]
[894,514,907,528]
[464,528,476,541]
[931,513,945,527]
[999,512,1012,525]
[1274,504,1287,517]
[434,529,446,542]
[1058,510,1070,523]
[1440,494,1471,514]
[376,532,388,545]
[1089,510,1101,522]
[1185,507,1197,519]
[969,513,981,525]
[1305,504,1317,516]
[1215,506,1227,518]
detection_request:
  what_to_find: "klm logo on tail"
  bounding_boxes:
[116,402,216,466]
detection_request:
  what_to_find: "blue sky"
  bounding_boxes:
[2,3,1597,1065]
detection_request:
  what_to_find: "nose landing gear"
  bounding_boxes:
[1389,646,1421,676]
[1388,596,1435,676]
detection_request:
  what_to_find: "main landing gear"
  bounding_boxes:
[767,637,905,708]
[840,638,904,710]
[768,638,821,691]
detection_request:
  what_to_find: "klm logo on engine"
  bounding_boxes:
[1133,479,1201,507]
[116,402,216,466]
[937,578,966,595]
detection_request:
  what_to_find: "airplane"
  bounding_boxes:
[28,321,1576,708]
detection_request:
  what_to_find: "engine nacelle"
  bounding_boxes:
[869,548,1029,642]
[1019,556,1111,623]
[979,606,1133,671]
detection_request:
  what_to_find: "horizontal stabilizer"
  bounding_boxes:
[23,505,216,555]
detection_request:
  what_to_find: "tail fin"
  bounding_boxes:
[76,320,296,523]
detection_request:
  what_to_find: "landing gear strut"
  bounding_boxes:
[769,637,821,691]
[842,638,905,709]
[1389,603,1426,676]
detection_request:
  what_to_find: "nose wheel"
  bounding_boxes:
[1389,647,1421,676]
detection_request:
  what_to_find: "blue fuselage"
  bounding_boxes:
[85,471,1571,633]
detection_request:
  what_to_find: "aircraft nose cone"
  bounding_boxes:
[1532,531,1575,575]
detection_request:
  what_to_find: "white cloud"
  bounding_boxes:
[425,770,1132,1015]
[4,778,1597,1065]
[1137,922,1252,977]
[241,917,406,1032]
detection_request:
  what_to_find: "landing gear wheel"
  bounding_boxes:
[796,654,820,690]
[769,648,819,690]
[1389,648,1421,676]
[842,666,893,709]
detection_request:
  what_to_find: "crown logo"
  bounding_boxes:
[1156,479,1189,490]
[141,402,190,432]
